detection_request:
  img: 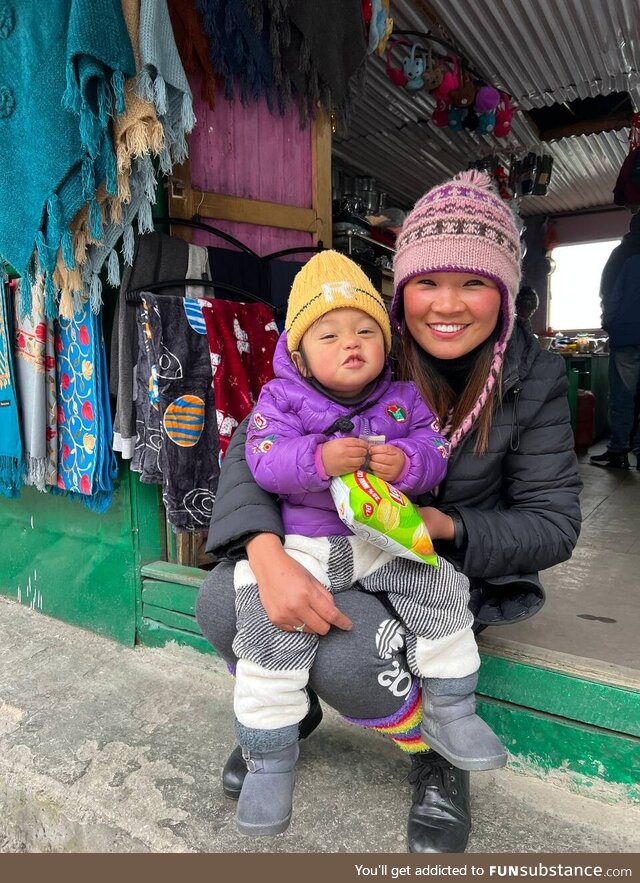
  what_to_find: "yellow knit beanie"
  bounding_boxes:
[285,250,392,354]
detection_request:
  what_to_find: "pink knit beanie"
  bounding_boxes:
[391,170,522,448]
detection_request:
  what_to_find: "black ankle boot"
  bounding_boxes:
[222,689,323,799]
[407,750,471,853]
[589,451,630,469]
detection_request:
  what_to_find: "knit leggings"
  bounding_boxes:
[231,535,477,750]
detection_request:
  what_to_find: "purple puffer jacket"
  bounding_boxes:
[246,335,451,537]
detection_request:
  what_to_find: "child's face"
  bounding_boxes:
[293,308,386,395]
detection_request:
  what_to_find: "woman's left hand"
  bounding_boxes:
[417,506,455,541]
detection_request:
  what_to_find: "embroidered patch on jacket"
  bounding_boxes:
[253,411,267,430]
[430,437,450,459]
[386,404,407,423]
[252,434,276,454]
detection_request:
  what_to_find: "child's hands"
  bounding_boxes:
[368,444,406,483]
[321,438,369,477]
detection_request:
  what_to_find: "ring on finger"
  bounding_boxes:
[294,623,306,633]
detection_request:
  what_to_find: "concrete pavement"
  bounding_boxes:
[1,596,639,854]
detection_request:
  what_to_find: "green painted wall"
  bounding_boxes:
[0,465,165,644]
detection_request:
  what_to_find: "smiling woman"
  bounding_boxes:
[196,170,582,854]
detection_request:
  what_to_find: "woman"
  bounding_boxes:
[196,170,582,853]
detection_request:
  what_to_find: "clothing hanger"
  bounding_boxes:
[261,244,325,262]
[125,278,279,313]
[152,216,260,258]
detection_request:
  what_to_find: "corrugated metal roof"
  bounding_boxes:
[334,0,639,216]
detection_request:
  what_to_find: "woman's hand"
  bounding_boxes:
[369,444,406,482]
[417,506,455,541]
[246,534,353,635]
[321,438,369,477]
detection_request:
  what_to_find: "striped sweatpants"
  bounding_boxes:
[232,535,479,735]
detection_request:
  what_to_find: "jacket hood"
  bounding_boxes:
[502,318,539,389]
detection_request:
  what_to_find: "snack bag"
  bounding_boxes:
[330,470,438,567]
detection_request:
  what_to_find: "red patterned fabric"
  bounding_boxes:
[202,300,278,457]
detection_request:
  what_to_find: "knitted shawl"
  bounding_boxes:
[245,0,368,124]
[50,0,196,317]
[0,0,135,318]
[196,0,277,109]
[138,0,196,175]
[283,0,368,125]
[54,0,164,318]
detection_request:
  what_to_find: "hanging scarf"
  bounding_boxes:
[112,230,190,459]
[133,293,220,530]
[167,0,219,111]
[113,0,165,214]
[138,0,197,174]
[64,152,158,317]
[0,276,23,497]
[53,0,166,318]
[14,279,48,490]
[287,0,368,126]
[45,309,58,487]
[55,302,117,511]
[0,0,135,318]
[201,299,278,457]
[196,0,278,110]
[131,293,163,482]
[245,0,368,125]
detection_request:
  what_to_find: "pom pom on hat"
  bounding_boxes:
[286,250,392,354]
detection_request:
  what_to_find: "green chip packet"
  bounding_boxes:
[330,471,438,567]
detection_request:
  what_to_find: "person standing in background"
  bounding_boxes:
[591,210,640,470]
[515,285,540,330]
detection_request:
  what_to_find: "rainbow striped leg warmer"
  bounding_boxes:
[343,679,430,754]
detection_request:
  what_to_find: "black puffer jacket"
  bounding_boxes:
[207,319,582,623]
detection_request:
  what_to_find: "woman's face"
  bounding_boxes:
[402,272,501,359]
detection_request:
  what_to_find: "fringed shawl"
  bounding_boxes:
[138,0,197,174]
[14,280,48,490]
[195,0,278,110]
[0,0,135,318]
[0,277,23,497]
[54,302,117,511]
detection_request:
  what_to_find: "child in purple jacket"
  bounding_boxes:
[232,252,505,837]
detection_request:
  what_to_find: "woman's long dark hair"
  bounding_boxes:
[396,326,502,454]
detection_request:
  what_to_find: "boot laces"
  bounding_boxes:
[407,751,458,803]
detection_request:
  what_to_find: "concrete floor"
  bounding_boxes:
[1,596,640,854]
[484,443,640,680]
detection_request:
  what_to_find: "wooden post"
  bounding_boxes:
[312,110,333,246]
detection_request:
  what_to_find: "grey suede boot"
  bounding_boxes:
[236,742,300,836]
[421,674,507,771]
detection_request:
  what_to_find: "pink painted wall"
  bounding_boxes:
[552,208,631,245]
[188,73,315,257]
